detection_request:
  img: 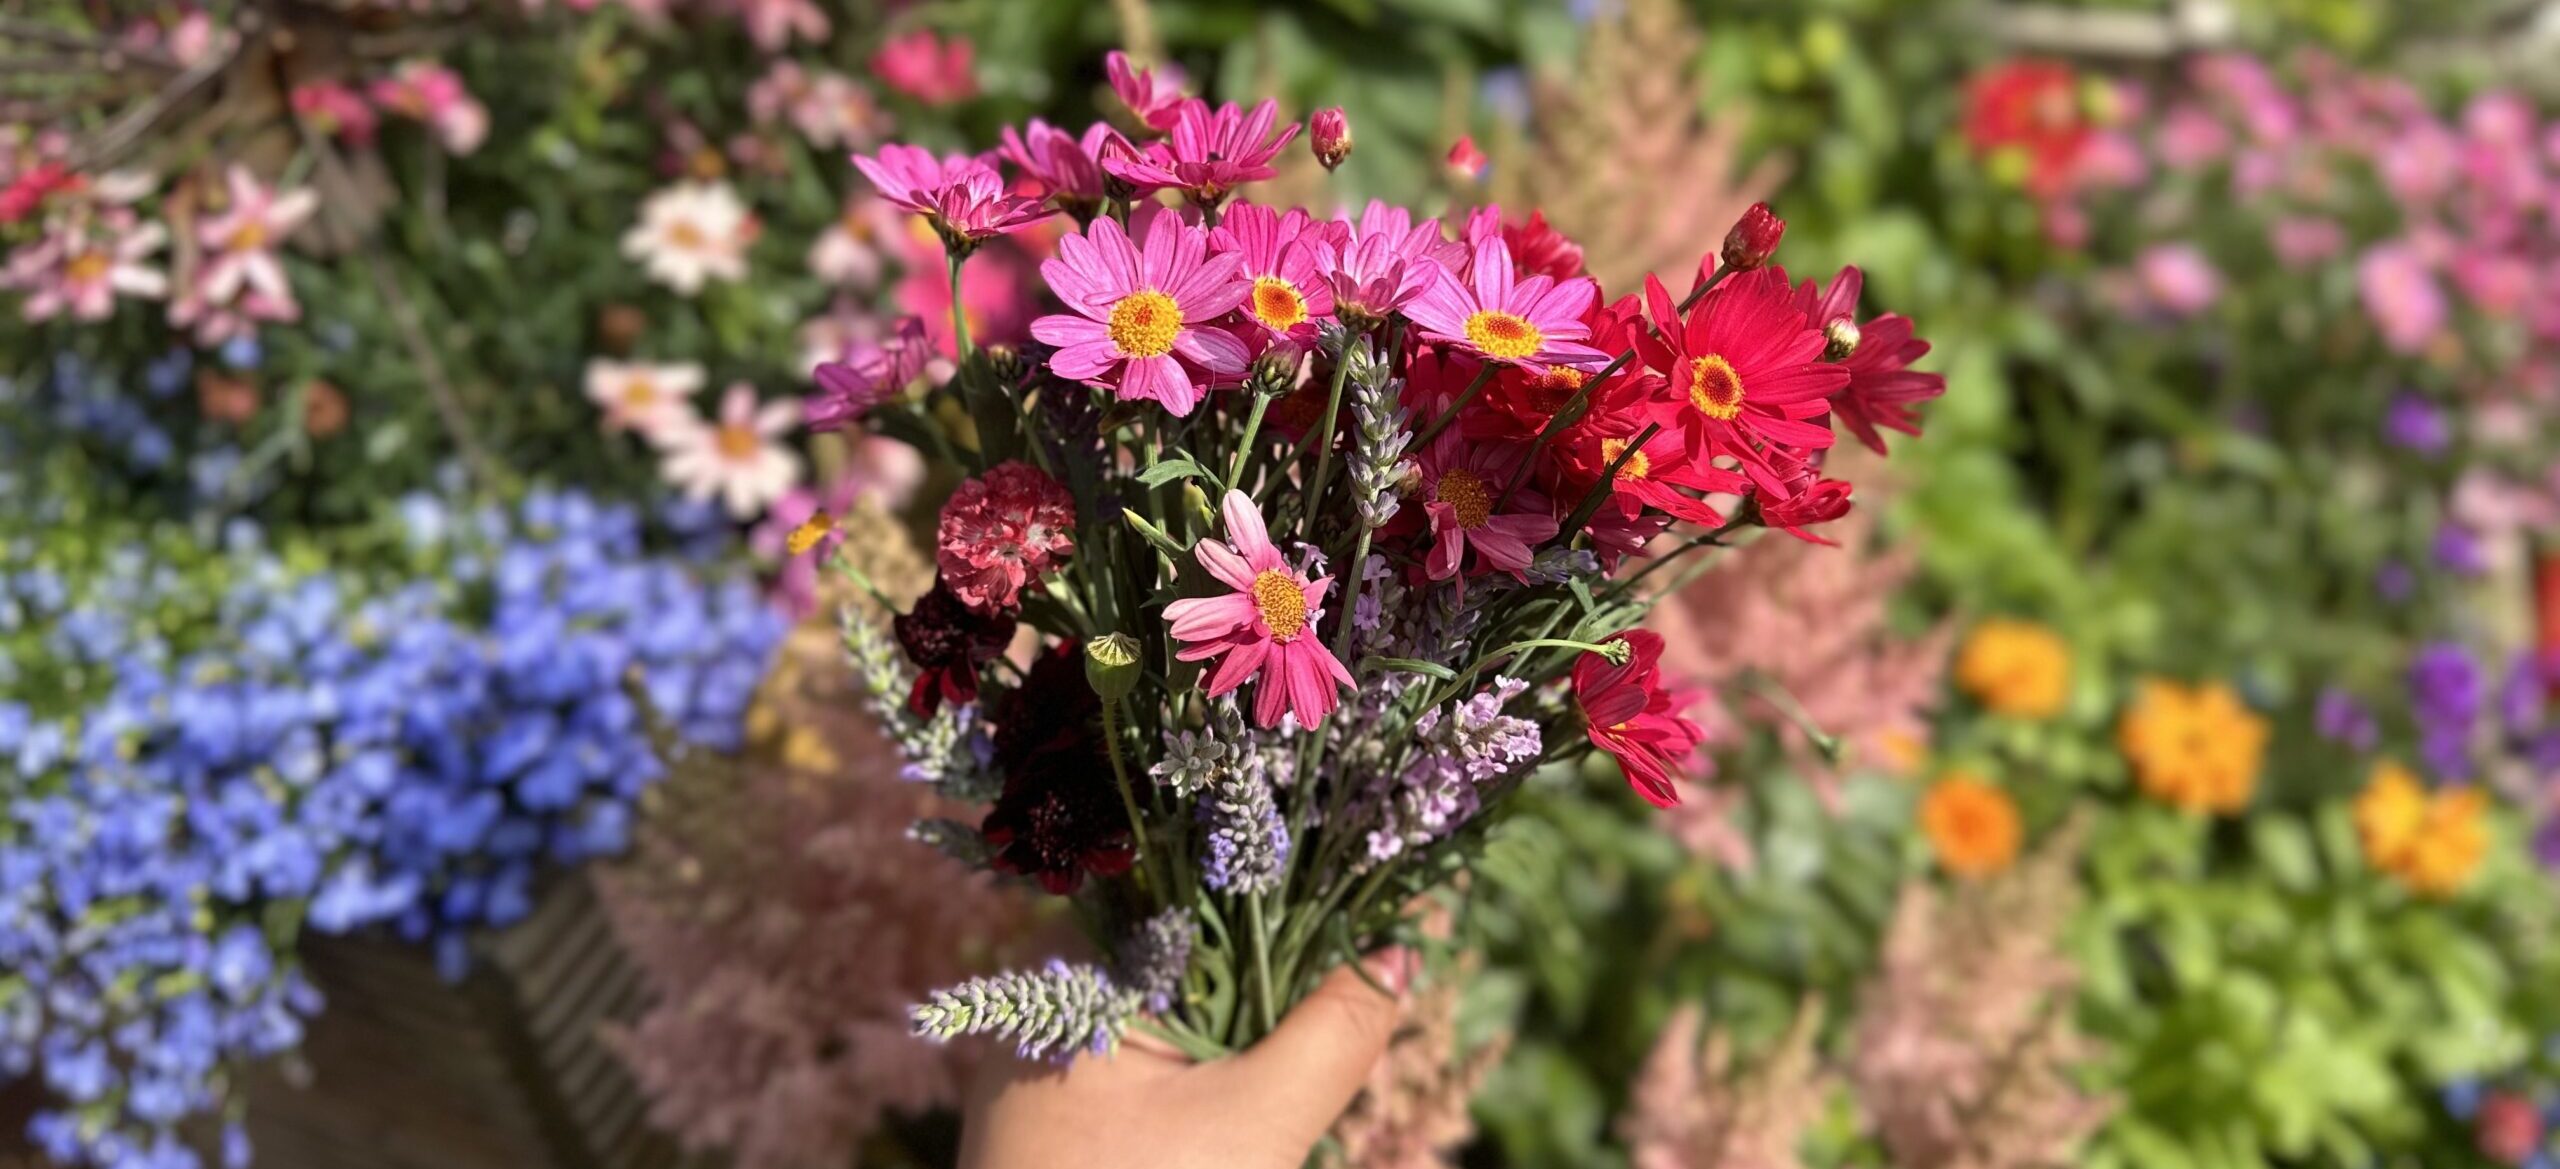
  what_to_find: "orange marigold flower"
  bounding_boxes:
[2359,759,2491,898]
[2353,760,2429,873]
[2117,679,2265,815]
[1953,618,2071,719]
[1919,771,2020,878]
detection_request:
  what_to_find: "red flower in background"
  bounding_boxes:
[871,31,978,105]
[1573,630,1706,807]
[1963,59,2091,199]
[1501,209,1586,281]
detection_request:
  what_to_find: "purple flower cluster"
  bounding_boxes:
[2408,641,2482,781]
[0,489,783,1169]
[1363,676,1542,864]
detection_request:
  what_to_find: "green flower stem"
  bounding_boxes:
[1245,892,1279,1042]
[946,251,973,360]
[1099,697,1154,890]
[1422,637,1628,712]
[1555,422,1661,542]
[1298,348,1359,543]
[1227,391,1275,489]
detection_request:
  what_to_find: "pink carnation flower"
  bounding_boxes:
[1208,202,1334,345]
[935,461,1077,614]
[1104,98,1297,207]
[852,144,1052,253]
[1164,490,1355,729]
[1410,426,1557,590]
[1105,51,1188,134]
[1030,211,1249,417]
[1407,234,1608,369]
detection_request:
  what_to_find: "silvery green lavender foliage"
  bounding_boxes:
[843,604,997,801]
[1118,909,1198,1015]
[0,488,782,1169]
[910,960,1142,1064]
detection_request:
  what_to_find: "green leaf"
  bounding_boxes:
[1120,509,1188,558]
[1363,656,1456,681]
[1137,458,1207,488]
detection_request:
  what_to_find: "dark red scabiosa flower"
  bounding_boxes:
[982,641,1136,894]
[1572,630,1706,807]
[1963,59,2091,199]
[1790,265,1945,456]
[893,578,1015,716]
[1636,268,1846,494]
[1718,202,1785,273]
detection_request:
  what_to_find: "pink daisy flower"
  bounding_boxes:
[3,208,165,323]
[1406,234,1608,369]
[999,119,1120,214]
[1164,490,1356,729]
[1104,98,1297,207]
[851,144,1052,254]
[936,461,1077,614]
[1105,51,1188,134]
[1207,202,1334,344]
[1409,426,1559,589]
[1319,200,1457,324]
[1635,268,1845,493]
[1029,212,1249,417]
[871,30,976,105]
[809,314,932,431]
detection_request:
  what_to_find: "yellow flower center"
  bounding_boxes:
[64,249,110,284]
[1250,276,1308,332]
[1463,309,1543,361]
[1435,467,1494,529]
[716,424,761,460]
[1601,436,1650,481]
[1107,289,1184,358]
[229,221,267,252]
[1251,569,1307,641]
[1525,366,1585,414]
[786,510,837,555]
[1688,354,1745,420]
[667,220,708,250]
[621,375,657,408]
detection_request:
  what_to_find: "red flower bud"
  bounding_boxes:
[1720,201,1785,272]
[1445,135,1488,183]
[1309,107,1353,171]
[1758,477,1854,543]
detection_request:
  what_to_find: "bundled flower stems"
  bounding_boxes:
[807,54,1943,1060]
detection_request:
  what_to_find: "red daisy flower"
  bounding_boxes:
[1635,268,1845,493]
[1408,427,1558,589]
[1572,630,1706,807]
[1559,414,1746,528]
[1790,265,1945,456]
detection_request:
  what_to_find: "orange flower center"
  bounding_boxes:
[667,220,709,250]
[1107,289,1183,358]
[1435,467,1494,529]
[1525,366,1585,413]
[786,510,837,555]
[1463,309,1543,361]
[1249,276,1308,332]
[1687,353,1745,420]
[1601,436,1651,481]
[64,249,110,284]
[228,221,268,251]
[621,375,657,408]
[1251,569,1307,641]
[716,424,761,460]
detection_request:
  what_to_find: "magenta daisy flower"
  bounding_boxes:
[1789,265,1945,456]
[851,144,1052,254]
[1105,50,1189,134]
[1104,99,1298,207]
[1318,200,1459,325]
[1164,490,1356,729]
[998,119,1122,216]
[1030,211,1251,417]
[1635,268,1846,491]
[1406,234,1608,369]
[1410,426,1558,590]
[1207,202,1334,344]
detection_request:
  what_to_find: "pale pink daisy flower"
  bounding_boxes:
[368,60,488,155]
[1030,211,1249,417]
[747,63,884,148]
[851,145,1051,255]
[583,359,704,436]
[1105,98,1298,207]
[194,165,315,315]
[1105,51,1188,134]
[1319,200,1458,324]
[1409,426,1558,588]
[732,0,827,51]
[1406,234,1607,369]
[1208,202,1334,345]
[1164,490,1356,729]
[620,181,754,295]
[655,383,804,519]
[3,208,165,323]
[807,193,887,286]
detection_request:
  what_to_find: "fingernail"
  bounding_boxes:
[1364,946,1418,997]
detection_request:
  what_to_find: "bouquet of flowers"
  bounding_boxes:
[800,55,1940,1059]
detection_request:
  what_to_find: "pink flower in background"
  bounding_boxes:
[2454,250,2537,318]
[2269,217,2344,267]
[748,462,920,616]
[169,165,313,342]
[1408,234,1606,369]
[872,31,976,105]
[749,61,886,149]
[999,120,1118,212]
[621,181,755,294]
[1445,135,1489,183]
[2156,104,2230,169]
[2378,123,2459,207]
[936,462,1077,614]
[1105,99,1298,206]
[1207,202,1334,345]
[852,145,1052,252]
[2360,242,2448,354]
[2135,243,2220,316]
[584,359,705,437]
[1030,211,1248,416]
[810,315,933,430]
[1164,490,1354,729]
[2073,130,2148,189]
[1410,426,1557,588]
[1321,200,1455,323]
[1105,51,1188,134]
[3,209,165,323]
[807,194,889,287]
[291,81,377,147]
[655,384,803,518]
[368,60,488,155]
[731,0,827,51]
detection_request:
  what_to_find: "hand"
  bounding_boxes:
[957,950,1416,1169]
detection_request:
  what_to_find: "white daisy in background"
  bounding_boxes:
[582,358,705,436]
[655,383,802,518]
[620,181,754,295]
[806,195,889,287]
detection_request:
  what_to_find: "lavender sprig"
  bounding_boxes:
[912,960,1142,1064]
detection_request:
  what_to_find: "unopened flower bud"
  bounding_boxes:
[1720,202,1785,272]
[1309,107,1353,171]
[1085,633,1144,704]
[1247,345,1304,395]
[984,343,1028,384]
[1821,316,1861,362]
[1445,135,1488,183]
[1182,482,1215,527]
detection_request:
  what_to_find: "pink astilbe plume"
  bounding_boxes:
[1619,1000,1832,1169]
[1849,820,2112,1169]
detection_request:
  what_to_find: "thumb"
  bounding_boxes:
[1206,948,1415,1146]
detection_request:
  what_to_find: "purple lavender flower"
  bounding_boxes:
[2410,641,2482,780]
[2536,816,2560,873]
[2383,392,2450,456]
[1364,677,1541,863]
